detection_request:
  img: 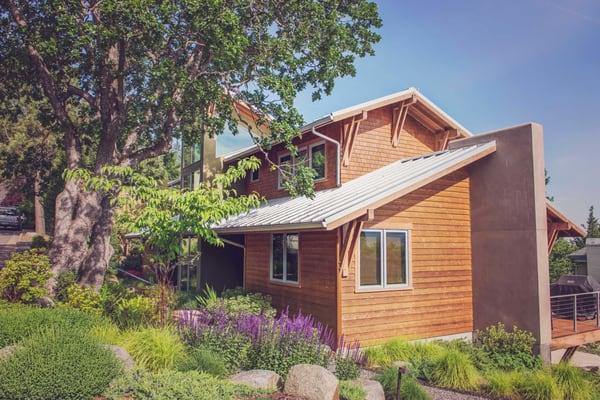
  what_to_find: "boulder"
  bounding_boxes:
[0,344,22,361]
[353,379,385,400]
[230,369,283,392]
[103,345,135,370]
[284,364,339,400]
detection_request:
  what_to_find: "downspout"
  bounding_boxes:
[311,126,341,187]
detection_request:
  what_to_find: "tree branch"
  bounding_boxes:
[6,0,82,167]
[65,85,99,112]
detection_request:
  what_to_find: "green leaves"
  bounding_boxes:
[67,156,262,265]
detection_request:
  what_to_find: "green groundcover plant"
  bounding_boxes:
[340,380,367,400]
[121,326,186,371]
[0,303,112,347]
[375,368,431,400]
[103,369,259,400]
[0,327,120,400]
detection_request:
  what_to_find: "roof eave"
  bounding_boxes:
[214,221,327,234]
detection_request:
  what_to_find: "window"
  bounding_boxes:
[271,233,299,283]
[310,143,326,180]
[250,168,259,182]
[182,141,202,167]
[359,229,409,289]
[216,122,255,157]
[277,142,327,188]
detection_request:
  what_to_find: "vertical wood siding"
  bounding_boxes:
[340,171,473,346]
[244,230,339,334]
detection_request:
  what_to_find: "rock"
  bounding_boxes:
[284,364,339,400]
[0,344,22,361]
[230,369,283,392]
[353,379,385,400]
[103,345,135,370]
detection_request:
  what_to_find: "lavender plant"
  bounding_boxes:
[178,307,346,377]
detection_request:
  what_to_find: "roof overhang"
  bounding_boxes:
[546,201,586,238]
[215,141,496,234]
[222,87,472,163]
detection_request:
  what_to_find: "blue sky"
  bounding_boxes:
[291,0,600,226]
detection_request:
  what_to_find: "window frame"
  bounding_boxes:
[250,167,260,182]
[357,229,411,291]
[270,232,300,286]
[309,141,327,182]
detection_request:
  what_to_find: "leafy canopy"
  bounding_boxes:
[65,158,261,264]
[2,0,382,195]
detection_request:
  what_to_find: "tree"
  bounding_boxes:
[549,238,577,282]
[1,0,382,291]
[544,169,554,202]
[575,206,600,248]
[66,157,260,307]
[0,95,62,235]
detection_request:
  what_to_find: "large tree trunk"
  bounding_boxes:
[46,180,104,293]
[78,197,115,291]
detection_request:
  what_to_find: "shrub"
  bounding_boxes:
[178,308,334,377]
[474,323,540,370]
[553,362,594,400]
[113,295,156,328]
[103,369,258,400]
[0,249,51,303]
[30,235,50,249]
[335,355,361,380]
[515,370,561,400]
[121,326,186,371]
[430,348,480,391]
[55,270,77,302]
[0,328,120,400]
[65,284,103,315]
[197,285,275,317]
[376,368,431,400]
[340,381,366,400]
[484,369,519,399]
[196,330,251,371]
[0,303,109,347]
[100,280,133,317]
[177,346,230,377]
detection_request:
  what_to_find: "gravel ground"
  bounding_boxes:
[423,385,489,400]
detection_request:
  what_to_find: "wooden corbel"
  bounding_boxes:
[436,128,459,151]
[547,221,569,253]
[338,211,373,278]
[341,110,367,166]
[391,96,416,147]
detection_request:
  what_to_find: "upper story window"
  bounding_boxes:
[216,122,255,157]
[278,141,326,189]
[250,168,259,182]
[359,229,409,290]
[182,142,202,168]
[271,233,299,284]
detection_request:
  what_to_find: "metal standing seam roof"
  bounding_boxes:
[214,141,497,233]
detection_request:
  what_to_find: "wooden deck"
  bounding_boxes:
[551,317,600,350]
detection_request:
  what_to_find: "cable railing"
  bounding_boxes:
[551,291,600,336]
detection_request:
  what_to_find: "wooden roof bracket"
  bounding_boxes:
[391,95,417,147]
[436,128,460,151]
[341,110,367,166]
[338,211,373,278]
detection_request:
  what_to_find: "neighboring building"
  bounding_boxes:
[203,87,590,360]
[568,239,600,281]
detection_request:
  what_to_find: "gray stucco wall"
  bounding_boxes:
[449,123,552,360]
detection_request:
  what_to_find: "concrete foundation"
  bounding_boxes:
[449,123,552,361]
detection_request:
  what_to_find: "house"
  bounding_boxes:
[187,87,591,361]
[568,239,600,281]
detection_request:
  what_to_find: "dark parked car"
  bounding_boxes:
[0,207,24,230]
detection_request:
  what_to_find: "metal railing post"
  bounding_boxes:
[574,294,578,333]
[597,292,600,328]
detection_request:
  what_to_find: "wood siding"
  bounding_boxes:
[244,230,339,334]
[340,171,473,346]
[341,109,436,183]
[232,107,437,198]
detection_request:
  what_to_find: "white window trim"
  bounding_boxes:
[357,229,411,291]
[309,141,327,182]
[270,233,300,285]
[277,152,292,190]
